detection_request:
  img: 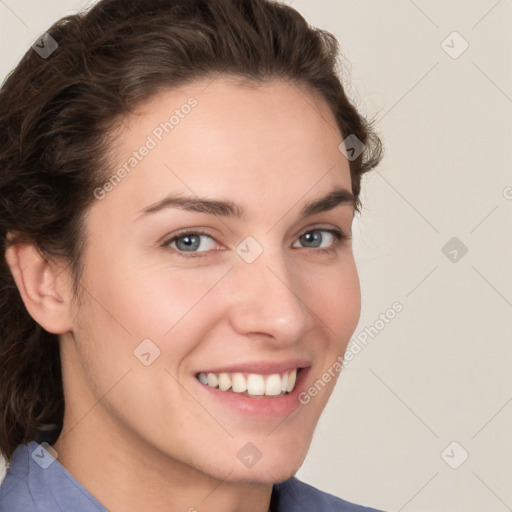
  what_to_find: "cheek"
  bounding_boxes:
[303,256,361,343]
[84,253,227,341]
[68,268,203,435]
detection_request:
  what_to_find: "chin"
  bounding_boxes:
[230,450,307,485]
[193,448,306,486]
[226,465,300,486]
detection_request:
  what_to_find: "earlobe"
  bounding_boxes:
[4,241,74,335]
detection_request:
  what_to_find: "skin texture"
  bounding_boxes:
[6,77,361,512]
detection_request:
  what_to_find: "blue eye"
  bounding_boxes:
[163,228,349,259]
[292,229,344,250]
[166,231,217,254]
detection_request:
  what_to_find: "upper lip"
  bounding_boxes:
[196,358,312,375]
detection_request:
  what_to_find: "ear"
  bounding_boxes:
[4,239,74,334]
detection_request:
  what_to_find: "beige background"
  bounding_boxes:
[1,1,511,511]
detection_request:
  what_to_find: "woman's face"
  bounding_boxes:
[61,77,361,483]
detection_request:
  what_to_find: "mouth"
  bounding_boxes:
[195,367,304,398]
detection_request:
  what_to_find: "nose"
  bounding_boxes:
[226,242,314,346]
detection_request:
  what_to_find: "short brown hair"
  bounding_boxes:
[0,0,383,462]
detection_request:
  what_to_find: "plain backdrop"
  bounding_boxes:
[1,1,511,511]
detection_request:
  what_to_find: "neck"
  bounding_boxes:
[52,409,273,512]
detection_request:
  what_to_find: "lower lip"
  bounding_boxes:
[194,367,311,418]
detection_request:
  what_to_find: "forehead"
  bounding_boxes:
[95,77,352,224]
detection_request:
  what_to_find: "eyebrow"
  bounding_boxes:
[135,187,356,222]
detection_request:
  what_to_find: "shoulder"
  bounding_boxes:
[0,441,107,512]
[271,476,386,512]
[0,443,40,511]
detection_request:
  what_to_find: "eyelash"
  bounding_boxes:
[161,226,350,259]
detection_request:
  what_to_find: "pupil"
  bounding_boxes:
[303,231,320,248]
[179,235,199,251]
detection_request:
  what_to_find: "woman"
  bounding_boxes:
[0,0,384,510]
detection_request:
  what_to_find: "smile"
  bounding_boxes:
[195,368,300,397]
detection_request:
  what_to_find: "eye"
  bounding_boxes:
[162,227,349,259]
[292,228,348,252]
[164,229,218,257]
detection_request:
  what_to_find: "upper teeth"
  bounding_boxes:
[197,369,298,396]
